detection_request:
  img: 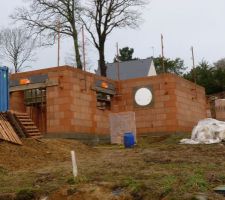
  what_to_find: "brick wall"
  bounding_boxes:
[10,67,115,136]
[207,92,225,120]
[10,67,207,137]
[112,73,207,134]
[10,91,26,113]
[42,67,114,135]
[215,99,225,121]
[175,76,207,132]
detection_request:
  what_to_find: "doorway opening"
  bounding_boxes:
[24,88,47,133]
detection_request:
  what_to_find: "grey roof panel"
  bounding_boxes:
[96,58,153,80]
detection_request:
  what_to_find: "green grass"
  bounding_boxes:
[67,175,89,185]
[161,175,177,196]
[123,177,142,193]
[184,172,208,192]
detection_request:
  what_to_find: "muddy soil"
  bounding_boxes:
[1,135,225,199]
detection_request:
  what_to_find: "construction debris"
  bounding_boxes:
[214,185,225,196]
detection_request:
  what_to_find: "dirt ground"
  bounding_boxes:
[1,134,225,200]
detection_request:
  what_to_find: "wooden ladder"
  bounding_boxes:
[12,112,42,139]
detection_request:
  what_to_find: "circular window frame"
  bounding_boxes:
[133,85,154,108]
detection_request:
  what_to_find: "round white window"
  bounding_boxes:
[135,87,153,106]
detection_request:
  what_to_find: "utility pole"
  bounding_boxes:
[151,46,155,57]
[82,25,86,72]
[116,42,120,81]
[57,20,61,67]
[191,46,197,84]
[161,34,165,73]
[82,25,87,91]
[191,46,197,99]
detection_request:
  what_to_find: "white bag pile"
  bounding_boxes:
[180,118,225,144]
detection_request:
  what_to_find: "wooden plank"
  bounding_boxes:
[0,122,10,141]
[28,133,42,136]
[6,112,26,138]
[1,114,22,144]
[91,85,116,95]
[0,114,18,144]
[1,114,16,141]
[10,80,58,92]
[21,121,34,125]
[0,114,22,145]
[0,115,11,142]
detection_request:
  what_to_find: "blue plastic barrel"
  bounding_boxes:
[124,132,135,148]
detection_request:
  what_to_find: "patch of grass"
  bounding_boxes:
[15,189,35,200]
[67,175,89,185]
[218,174,225,183]
[206,163,217,170]
[138,135,171,148]
[67,177,76,185]
[163,162,192,170]
[0,166,8,175]
[161,175,177,196]
[184,172,208,192]
[123,177,142,193]
[160,133,190,145]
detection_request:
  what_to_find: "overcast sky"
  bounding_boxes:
[1,0,225,72]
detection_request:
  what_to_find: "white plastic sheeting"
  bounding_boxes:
[180,118,225,144]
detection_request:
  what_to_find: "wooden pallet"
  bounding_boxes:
[0,113,22,145]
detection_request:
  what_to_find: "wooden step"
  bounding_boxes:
[28,132,42,136]
[26,128,40,131]
[29,135,43,139]
[21,122,35,125]
[19,119,33,123]
[17,116,30,119]
[24,126,38,129]
[26,131,40,134]
[15,114,29,117]
[12,112,42,139]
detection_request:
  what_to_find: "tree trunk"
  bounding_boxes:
[99,44,107,77]
[14,59,18,73]
[72,26,82,70]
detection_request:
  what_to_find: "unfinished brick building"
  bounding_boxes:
[10,66,207,141]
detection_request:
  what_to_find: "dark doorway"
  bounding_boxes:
[24,88,47,133]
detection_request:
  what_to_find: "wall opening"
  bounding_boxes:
[24,88,47,133]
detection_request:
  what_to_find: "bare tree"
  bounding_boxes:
[81,0,147,77]
[0,28,36,73]
[12,0,83,69]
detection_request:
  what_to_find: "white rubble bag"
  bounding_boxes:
[180,118,225,144]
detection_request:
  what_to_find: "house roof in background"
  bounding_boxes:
[96,58,154,80]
